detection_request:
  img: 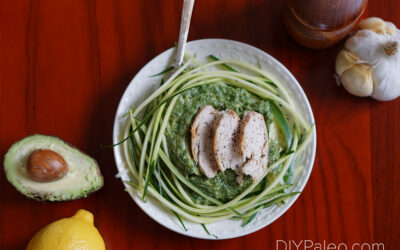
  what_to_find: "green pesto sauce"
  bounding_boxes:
[165,83,282,204]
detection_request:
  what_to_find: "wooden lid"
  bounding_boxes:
[288,0,368,32]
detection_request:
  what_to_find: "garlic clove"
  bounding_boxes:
[345,30,386,65]
[335,49,359,75]
[384,21,396,35]
[371,59,400,101]
[393,27,400,41]
[359,17,386,34]
[340,64,373,97]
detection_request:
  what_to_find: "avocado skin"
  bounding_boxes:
[3,134,104,202]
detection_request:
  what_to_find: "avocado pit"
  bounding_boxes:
[27,149,68,182]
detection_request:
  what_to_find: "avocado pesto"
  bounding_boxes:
[165,83,283,203]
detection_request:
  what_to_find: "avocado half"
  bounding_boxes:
[4,134,103,202]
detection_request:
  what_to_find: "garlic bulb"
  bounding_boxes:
[335,17,400,101]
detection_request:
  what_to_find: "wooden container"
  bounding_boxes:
[284,0,368,49]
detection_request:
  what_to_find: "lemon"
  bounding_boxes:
[27,209,105,250]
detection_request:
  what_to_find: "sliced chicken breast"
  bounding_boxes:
[190,105,219,178]
[241,142,269,181]
[238,111,269,181]
[192,107,269,182]
[213,109,244,172]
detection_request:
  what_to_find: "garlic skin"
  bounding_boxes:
[335,17,400,101]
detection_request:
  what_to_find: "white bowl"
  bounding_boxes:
[113,39,316,239]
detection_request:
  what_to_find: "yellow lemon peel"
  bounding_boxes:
[27,209,105,250]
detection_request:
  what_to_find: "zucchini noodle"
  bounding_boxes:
[118,55,314,231]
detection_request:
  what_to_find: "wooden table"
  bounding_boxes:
[1,0,399,249]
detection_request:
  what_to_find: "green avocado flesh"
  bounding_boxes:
[165,83,283,204]
[3,134,103,202]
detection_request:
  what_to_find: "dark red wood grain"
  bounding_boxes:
[0,0,399,249]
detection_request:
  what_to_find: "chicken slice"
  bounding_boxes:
[190,105,219,178]
[213,109,244,172]
[240,142,269,181]
[238,111,269,181]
